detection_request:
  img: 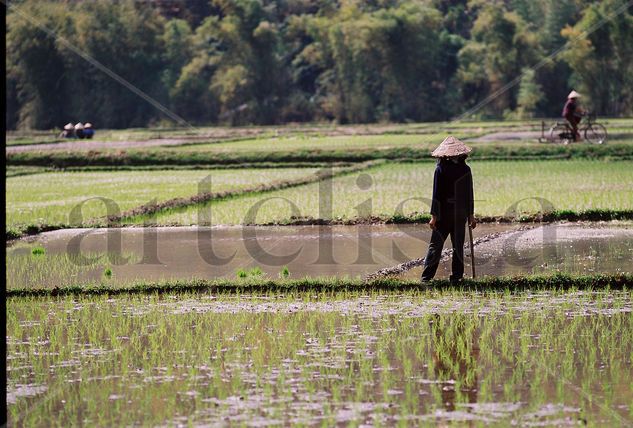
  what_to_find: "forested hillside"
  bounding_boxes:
[6,0,633,129]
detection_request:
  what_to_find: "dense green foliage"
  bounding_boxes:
[7,0,633,129]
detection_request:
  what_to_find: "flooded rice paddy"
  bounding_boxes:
[6,290,633,426]
[6,222,633,289]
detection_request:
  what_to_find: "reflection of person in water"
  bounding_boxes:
[430,314,479,411]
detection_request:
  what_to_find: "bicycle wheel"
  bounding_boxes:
[549,123,571,144]
[584,124,607,144]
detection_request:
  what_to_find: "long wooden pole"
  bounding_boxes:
[468,224,476,278]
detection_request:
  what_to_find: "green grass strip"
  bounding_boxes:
[238,209,633,226]
[7,208,633,242]
[6,273,632,298]
[7,144,633,167]
[5,162,351,177]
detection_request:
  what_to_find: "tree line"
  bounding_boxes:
[6,0,633,129]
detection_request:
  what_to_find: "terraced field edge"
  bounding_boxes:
[7,209,633,242]
[252,209,633,226]
[6,274,633,298]
[7,144,633,167]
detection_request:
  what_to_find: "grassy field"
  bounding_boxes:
[5,127,215,146]
[9,143,633,174]
[5,168,321,233]
[169,125,633,153]
[7,118,633,144]
[7,287,632,425]
[4,120,542,146]
[173,134,460,153]
[142,160,633,226]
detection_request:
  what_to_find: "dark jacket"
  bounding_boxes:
[562,99,578,119]
[430,159,474,221]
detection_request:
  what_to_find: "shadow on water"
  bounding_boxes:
[6,222,632,288]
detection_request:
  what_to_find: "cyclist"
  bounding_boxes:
[562,90,583,141]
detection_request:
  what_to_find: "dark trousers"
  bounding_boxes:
[565,115,581,141]
[421,218,466,282]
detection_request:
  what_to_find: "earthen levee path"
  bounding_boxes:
[6,124,439,153]
[467,131,542,143]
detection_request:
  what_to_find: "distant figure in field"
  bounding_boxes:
[74,122,85,139]
[83,122,95,139]
[421,136,476,285]
[59,123,75,138]
[562,90,583,141]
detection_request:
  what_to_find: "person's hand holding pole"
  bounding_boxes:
[468,215,476,229]
[429,215,437,230]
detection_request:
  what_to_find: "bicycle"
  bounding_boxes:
[539,112,607,144]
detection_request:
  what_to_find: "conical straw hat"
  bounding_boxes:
[431,136,472,158]
[74,122,84,130]
[568,90,581,99]
[84,123,93,128]
[64,123,73,130]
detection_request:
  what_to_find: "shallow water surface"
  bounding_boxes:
[6,222,632,289]
[7,224,517,288]
[6,291,633,426]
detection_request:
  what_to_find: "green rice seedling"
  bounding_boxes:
[279,266,290,279]
[5,167,321,232]
[31,246,45,256]
[236,268,248,278]
[103,267,113,278]
[6,249,140,291]
[249,266,263,277]
[148,160,633,226]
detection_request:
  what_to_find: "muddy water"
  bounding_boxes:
[6,222,632,288]
[6,224,516,288]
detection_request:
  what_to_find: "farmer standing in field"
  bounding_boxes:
[421,136,476,284]
[562,90,583,141]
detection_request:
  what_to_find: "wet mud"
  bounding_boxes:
[396,222,633,281]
